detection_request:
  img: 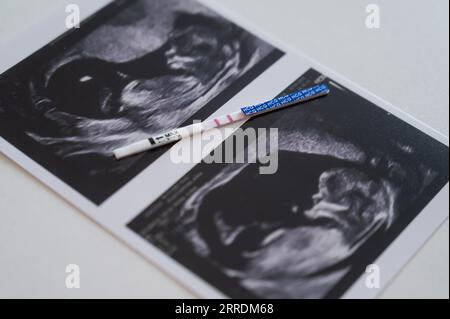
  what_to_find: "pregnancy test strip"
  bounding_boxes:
[113,83,330,160]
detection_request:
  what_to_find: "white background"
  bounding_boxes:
[0,0,448,298]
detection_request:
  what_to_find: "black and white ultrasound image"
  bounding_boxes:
[0,0,281,204]
[128,69,449,299]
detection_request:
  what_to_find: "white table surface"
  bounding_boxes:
[0,0,448,299]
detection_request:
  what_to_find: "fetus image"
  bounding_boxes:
[27,11,269,158]
[129,74,447,298]
[172,128,436,298]
[0,0,276,202]
[180,150,397,298]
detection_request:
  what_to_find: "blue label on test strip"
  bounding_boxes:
[240,83,329,116]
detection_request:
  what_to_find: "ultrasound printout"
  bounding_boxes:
[128,69,448,298]
[0,0,282,204]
